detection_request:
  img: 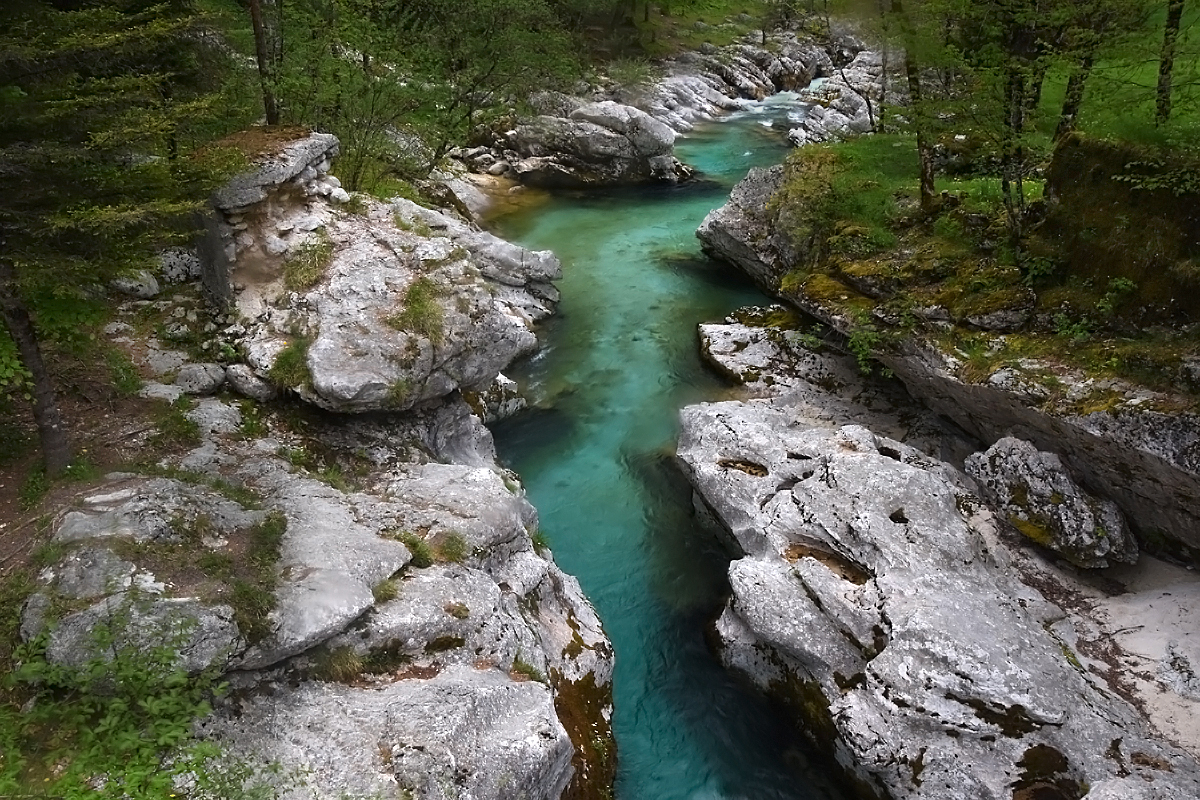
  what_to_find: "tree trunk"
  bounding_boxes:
[1024,61,1048,111]
[1157,0,1186,124]
[905,53,937,214]
[892,0,937,214]
[1055,50,1095,141]
[1000,68,1027,256]
[248,0,280,125]
[0,250,72,476]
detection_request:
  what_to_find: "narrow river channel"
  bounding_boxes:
[489,95,845,800]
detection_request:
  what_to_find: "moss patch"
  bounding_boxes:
[551,670,616,800]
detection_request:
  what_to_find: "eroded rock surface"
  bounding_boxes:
[677,411,1200,799]
[965,436,1138,569]
[24,392,614,799]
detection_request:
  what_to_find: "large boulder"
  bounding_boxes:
[507,101,686,188]
[231,194,560,414]
[965,436,1138,569]
[677,408,1200,800]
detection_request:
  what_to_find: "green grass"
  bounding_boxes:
[268,338,312,389]
[436,531,469,564]
[386,277,444,343]
[150,396,202,449]
[389,530,434,569]
[283,232,334,291]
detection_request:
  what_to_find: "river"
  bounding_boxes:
[488,94,845,800]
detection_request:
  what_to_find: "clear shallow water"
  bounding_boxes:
[489,94,845,800]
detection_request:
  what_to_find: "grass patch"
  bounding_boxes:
[510,653,546,684]
[436,531,469,564]
[393,213,434,237]
[283,231,333,291]
[530,528,550,554]
[388,530,434,569]
[150,396,201,449]
[317,645,364,682]
[267,338,312,389]
[105,347,143,396]
[372,578,399,604]
[386,278,444,343]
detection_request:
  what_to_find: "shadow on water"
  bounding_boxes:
[489,96,849,800]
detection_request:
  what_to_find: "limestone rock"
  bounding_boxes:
[686,407,1200,800]
[696,165,793,290]
[233,196,560,414]
[226,363,278,401]
[112,269,161,299]
[45,594,242,675]
[175,363,226,395]
[203,667,574,800]
[965,437,1138,568]
[677,409,1200,799]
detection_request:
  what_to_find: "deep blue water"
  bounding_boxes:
[489,94,845,800]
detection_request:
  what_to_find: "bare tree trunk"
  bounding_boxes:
[1157,0,1186,124]
[1000,69,1027,256]
[249,0,280,124]
[1055,50,1095,141]
[0,247,72,476]
[892,0,937,214]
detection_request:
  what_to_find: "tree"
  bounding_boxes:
[0,0,243,474]
[278,0,580,188]
[1157,0,1186,123]
[248,0,283,125]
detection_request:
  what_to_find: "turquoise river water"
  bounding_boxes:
[489,95,845,800]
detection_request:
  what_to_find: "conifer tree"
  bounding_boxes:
[0,0,243,474]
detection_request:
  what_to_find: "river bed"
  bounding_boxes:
[489,94,845,800]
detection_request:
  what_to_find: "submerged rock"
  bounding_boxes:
[965,436,1138,569]
[677,409,1200,799]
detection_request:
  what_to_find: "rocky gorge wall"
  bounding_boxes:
[23,130,618,799]
[696,163,1200,562]
[677,312,1200,800]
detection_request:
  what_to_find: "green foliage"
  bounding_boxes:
[151,396,202,449]
[387,278,444,342]
[0,333,32,402]
[278,0,581,185]
[391,530,434,569]
[0,597,295,798]
[530,528,551,553]
[283,232,334,291]
[238,400,269,439]
[846,311,883,374]
[1,603,218,798]
[436,531,470,564]
[268,338,312,389]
